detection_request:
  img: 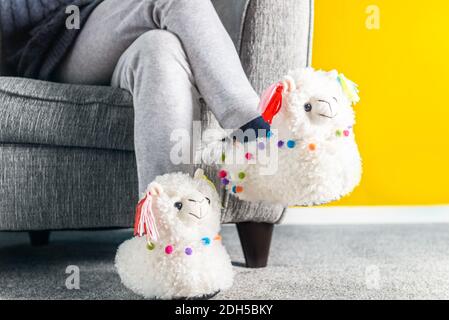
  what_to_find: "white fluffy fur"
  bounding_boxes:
[212,68,362,206]
[115,169,233,299]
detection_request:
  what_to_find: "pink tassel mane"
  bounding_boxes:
[133,192,159,243]
[259,82,284,125]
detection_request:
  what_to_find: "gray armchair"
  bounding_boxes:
[0,0,313,267]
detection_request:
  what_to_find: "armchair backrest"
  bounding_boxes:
[211,0,249,52]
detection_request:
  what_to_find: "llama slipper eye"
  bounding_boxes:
[304,102,312,112]
[205,197,211,205]
[174,201,183,210]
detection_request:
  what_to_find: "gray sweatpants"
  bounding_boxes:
[55,0,260,193]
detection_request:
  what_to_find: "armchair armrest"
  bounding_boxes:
[240,0,314,93]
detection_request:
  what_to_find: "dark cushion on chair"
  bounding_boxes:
[0,77,135,151]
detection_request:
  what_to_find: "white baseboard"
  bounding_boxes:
[281,205,449,225]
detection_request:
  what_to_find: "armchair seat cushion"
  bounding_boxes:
[0,77,135,151]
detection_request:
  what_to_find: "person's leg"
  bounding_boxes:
[54,0,154,85]
[55,0,262,130]
[111,30,199,193]
[149,0,261,129]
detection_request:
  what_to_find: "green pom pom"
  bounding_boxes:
[221,153,226,162]
[146,242,155,251]
[238,172,246,180]
[336,130,342,137]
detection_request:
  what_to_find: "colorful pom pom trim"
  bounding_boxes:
[220,126,353,195]
[145,234,222,256]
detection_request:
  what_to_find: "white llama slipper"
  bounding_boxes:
[203,67,362,206]
[115,169,234,299]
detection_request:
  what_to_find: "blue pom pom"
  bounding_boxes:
[201,237,211,246]
[287,140,296,148]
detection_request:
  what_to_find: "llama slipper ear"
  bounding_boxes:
[194,168,205,180]
[149,182,164,196]
[194,168,217,192]
[282,75,296,93]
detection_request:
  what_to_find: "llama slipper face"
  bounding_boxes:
[215,68,362,206]
[115,169,233,299]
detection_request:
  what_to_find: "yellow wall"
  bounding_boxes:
[313,0,449,205]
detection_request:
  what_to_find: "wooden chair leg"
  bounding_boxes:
[28,231,50,246]
[236,222,274,268]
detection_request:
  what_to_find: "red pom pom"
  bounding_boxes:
[165,245,174,255]
[218,170,227,178]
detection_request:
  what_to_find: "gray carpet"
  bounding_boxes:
[1,224,449,300]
